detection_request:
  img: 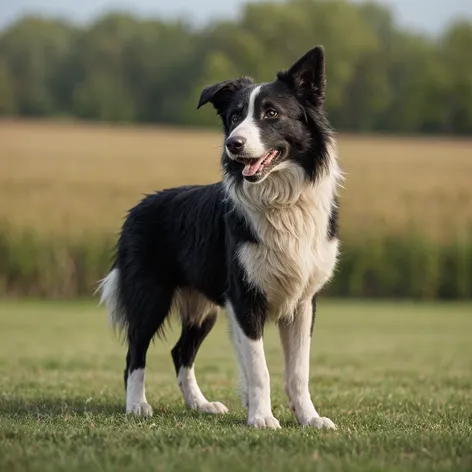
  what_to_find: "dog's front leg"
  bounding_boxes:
[278,297,336,429]
[226,301,280,429]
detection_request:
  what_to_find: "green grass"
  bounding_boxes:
[0,300,471,472]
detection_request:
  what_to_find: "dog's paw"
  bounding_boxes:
[303,416,337,430]
[197,402,229,414]
[126,402,153,417]
[248,415,281,429]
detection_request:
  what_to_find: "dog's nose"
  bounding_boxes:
[226,136,246,154]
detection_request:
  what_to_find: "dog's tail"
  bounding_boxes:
[96,267,128,335]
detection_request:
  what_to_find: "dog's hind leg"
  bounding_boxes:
[171,289,228,414]
[124,285,174,417]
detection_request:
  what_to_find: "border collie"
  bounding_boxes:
[98,46,341,429]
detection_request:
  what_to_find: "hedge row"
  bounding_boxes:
[1,226,471,299]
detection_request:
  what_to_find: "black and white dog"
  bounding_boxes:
[99,46,341,429]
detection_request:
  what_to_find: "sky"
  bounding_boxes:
[1,0,471,35]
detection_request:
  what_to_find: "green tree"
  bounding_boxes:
[441,21,472,134]
[0,58,16,114]
[0,17,74,116]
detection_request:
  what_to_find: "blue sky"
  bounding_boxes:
[1,0,471,34]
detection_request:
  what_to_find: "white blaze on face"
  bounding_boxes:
[226,86,265,159]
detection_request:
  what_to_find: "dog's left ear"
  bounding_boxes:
[197,77,254,115]
[277,46,326,105]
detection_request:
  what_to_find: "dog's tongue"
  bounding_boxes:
[242,156,265,177]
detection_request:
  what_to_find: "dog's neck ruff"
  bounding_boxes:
[224,139,341,214]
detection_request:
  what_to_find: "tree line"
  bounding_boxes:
[0,0,471,134]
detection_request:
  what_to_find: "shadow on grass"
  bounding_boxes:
[0,397,250,426]
[0,397,124,417]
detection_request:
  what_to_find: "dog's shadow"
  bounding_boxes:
[0,397,251,426]
[0,397,124,418]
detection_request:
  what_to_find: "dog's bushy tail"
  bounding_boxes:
[96,267,128,336]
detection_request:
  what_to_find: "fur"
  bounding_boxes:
[98,46,341,429]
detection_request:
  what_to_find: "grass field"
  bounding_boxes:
[1,120,472,239]
[0,299,471,472]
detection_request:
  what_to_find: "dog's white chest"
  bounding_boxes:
[237,186,338,320]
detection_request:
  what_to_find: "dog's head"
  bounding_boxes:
[197,46,333,185]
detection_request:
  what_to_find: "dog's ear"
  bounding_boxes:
[277,46,326,105]
[197,77,254,115]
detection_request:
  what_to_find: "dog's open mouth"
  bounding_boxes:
[238,149,281,178]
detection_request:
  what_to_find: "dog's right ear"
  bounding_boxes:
[197,77,253,115]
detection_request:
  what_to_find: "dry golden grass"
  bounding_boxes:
[1,119,471,240]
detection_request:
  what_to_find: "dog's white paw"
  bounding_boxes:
[197,401,229,414]
[248,415,281,429]
[126,402,153,417]
[303,416,337,430]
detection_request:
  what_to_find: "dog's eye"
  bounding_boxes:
[264,108,278,119]
[230,114,240,124]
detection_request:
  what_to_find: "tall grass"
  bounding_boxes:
[1,223,470,299]
[1,120,471,299]
[0,224,113,298]
[331,232,472,299]
[1,121,472,240]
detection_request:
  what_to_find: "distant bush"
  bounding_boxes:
[327,234,472,299]
[1,224,470,299]
[0,224,113,298]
